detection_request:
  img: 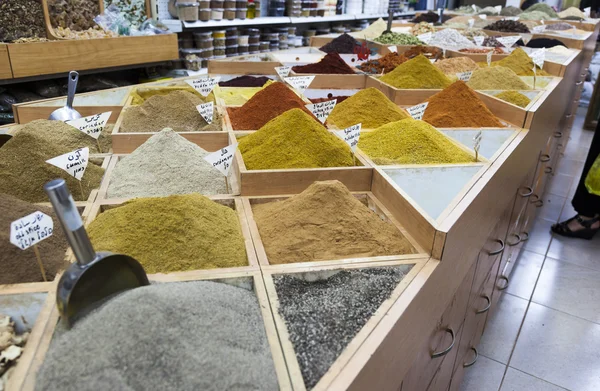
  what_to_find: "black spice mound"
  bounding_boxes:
[319,33,361,54]
[484,20,530,33]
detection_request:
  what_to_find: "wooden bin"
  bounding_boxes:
[8,271,293,391]
[0,43,12,80]
[308,36,392,56]
[263,258,431,391]
[208,54,282,75]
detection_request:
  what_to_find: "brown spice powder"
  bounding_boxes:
[253,180,416,264]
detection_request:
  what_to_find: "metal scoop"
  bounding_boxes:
[44,179,149,327]
[48,71,82,121]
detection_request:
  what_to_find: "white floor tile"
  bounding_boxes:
[501,368,567,391]
[522,218,554,255]
[547,232,600,271]
[506,251,545,300]
[546,173,575,198]
[537,193,566,223]
[459,355,506,391]
[555,157,585,177]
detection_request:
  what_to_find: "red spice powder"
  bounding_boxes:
[422,81,505,128]
[227,82,316,130]
[292,52,356,75]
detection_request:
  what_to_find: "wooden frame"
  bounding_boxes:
[263,258,429,391]
[208,54,282,75]
[0,44,12,80]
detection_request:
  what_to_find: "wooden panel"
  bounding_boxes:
[427,324,464,391]
[111,131,229,154]
[16,106,122,124]
[0,43,12,80]
[208,60,282,75]
[8,34,178,78]
[295,73,368,90]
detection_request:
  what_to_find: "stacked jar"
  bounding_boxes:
[285,0,301,16]
[198,0,210,21]
[303,29,316,45]
[176,0,200,22]
[247,28,260,53]
[226,28,238,57]
[268,0,284,16]
[236,0,248,19]
[193,31,214,66]
[287,26,296,48]
[180,48,203,70]
[277,28,288,50]
[211,0,224,20]
[213,30,226,59]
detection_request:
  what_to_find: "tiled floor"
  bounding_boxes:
[460,108,600,391]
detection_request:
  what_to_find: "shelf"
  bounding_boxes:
[289,15,358,23]
[183,17,290,28]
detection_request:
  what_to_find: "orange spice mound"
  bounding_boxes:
[227,82,315,130]
[422,81,505,128]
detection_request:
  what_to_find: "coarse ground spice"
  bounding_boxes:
[460,27,488,41]
[412,10,450,23]
[219,75,272,87]
[35,281,279,391]
[423,81,505,128]
[459,47,505,54]
[87,194,248,274]
[0,131,104,202]
[429,29,477,48]
[0,194,69,284]
[291,52,356,75]
[484,20,530,33]
[483,36,524,48]
[0,0,47,42]
[319,33,360,54]
[274,265,413,389]
[374,32,423,45]
[380,54,452,89]
[14,119,111,154]
[525,3,558,17]
[495,90,531,108]
[228,82,315,130]
[489,48,549,76]
[129,85,204,105]
[47,0,99,31]
[434,57,479,75]
[546,22,578,31]
[410,22,436,36]
[359,118,476,164]
[467,66,531,90]
[106,129,226,199]
[253,180,416,265]
[328,88,409,129]
[121,90,221,133]
[239,109,354,169]
[558,7,585,19]
[358,46,442,74]
[501,5,522,16]
[519,10,552,20]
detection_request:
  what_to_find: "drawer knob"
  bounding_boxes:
[540,154,551,162]
[507,233,521,246]
[554,131,563,138]
[497,275,509,291]
[544,167,554,174]
[431,328,455,358]
[519,232,529,242]
[533,198,544,207]
[489,239,505,256]
[463,348,479,368]
[519,186,533,197]
[566,114,572,119]
[576,80,583,86]
[476,295,491,314]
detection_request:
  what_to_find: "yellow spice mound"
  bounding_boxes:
[467,66,531,90]
[380,54,453,89]
[490,47,550,76]
[495,91,531,108]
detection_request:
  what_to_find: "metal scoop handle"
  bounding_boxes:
[44,179,96,266]
[66,71,79,110]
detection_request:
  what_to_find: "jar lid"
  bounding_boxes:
[226,44,239,47]
[177,2,199,7]
[180,48,204,53]
[225,7,237,10]
[237,7,248,10]
[212,7,224,10]
[226,35,239,38]
[194,32,213,36]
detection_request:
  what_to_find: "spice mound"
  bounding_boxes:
[546,22,578,31]
[484,20,530,33]
[354,18,387,40]
[490,47,549,76]
[467,66,531,90]
[525,3,558,17]
[292,52,356,74]
[14,119,111,154]
[526,38,566,49]
[87,194,248,273]
[319,33,360,53]
[47,0,99,31]
[411,22,436,35]
[219,75,272,87]
[495,91,531,108]
[274,265,413,389]
[558,7,586,19]
[309,95,349,104]
[434,57,479,76]
[239,109,354,170]
[121,90,221,133]
[107,129,226,199]
[519,10,552,20]
[0,0,47,42]
[374,32,423,45]
[380,54,452,89]
[358,46,441,74]
[359,118,475,164]
[328,88,408,129]
[423,81,505,128]
[228,82,315,130]
[0,312,29,387]
[35,281,279,391]
[501,6,523,16]
[429,28,476,48]
[253,180,416,264]
[0,194,69,284]
[0,132,104,202]
[412,10,450,23]
[460,47,505,54]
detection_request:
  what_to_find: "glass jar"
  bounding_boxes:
[211,8,224,19]
[224,8,236,19]
[236,8,247,19]
[214,47,226,56]
[212,30,226,38]
[199,8,211,20]
[210,0,224,7]
[224,0,235,7]
[226,44,239,56]
[176,2,199,21]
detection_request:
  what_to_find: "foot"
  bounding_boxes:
[552,214,600,239]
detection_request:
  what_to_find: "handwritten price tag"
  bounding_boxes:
[185,77,221,97]
[334,123,361,152]
[585,7,591,17]
[10,211,53,250]
[417,32,432,44]
[487,50,493,66]
[478,14,487,19]
[388,46,398,53]
[456,71,473,81]
[532,25,547,33]
[471,4,477,12]
[275,66,291,78]
[204,143,238,176]
[473,130,482,161]
[305,99,336,123]
[496,36,521,48]
[284,76,315,93]
[530,48,546,68]
[468,18,475,28]
[494,5,502,13]
[505,16,519,21]
[407,102,429,121]
[46,147,89,181]
[66,112,111,140]
[474,36,484,46]
[197,102,214,124]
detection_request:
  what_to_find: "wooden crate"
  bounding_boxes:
[0,43,12,80]
[208,54,282,75]
[263,258,430,391]
[8,271,293,391]
[288,70,368,89]
[308,36,392,56]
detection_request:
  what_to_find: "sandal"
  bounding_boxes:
[551,215,600,240]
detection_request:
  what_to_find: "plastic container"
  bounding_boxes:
[224,0,235,7]
[259,41,269,51]
[301,9,309,16]
[269,42,279,51]
[177,2,199,21]
[269,7,285,15]
[214,37,226,46]
[249,43,259,52]
[270,0,285,6]
[238,45,249,54]
[193,32,213,47]
[202,48,214,58]
[224,8,236,19]
[304,29,316,37]
[237,0,248,7]
[226,27,238,36]
[180,47,203,57]
[179,38,194,48]
[211,8,224,19]
[236,8,247,18]
[255,8,261,16]
[262,32,278,40]
[226,35,238,45]
[226,45,239,56]
[214,47,226,56]
[213,30,226,38]
[238,35,249,45]
[214,55,227,59]
[184,56,203,70]
[199,0,211,7]
[248,35,260,44]
[211,0,224,7]
[309,9,317,16]
[316,7,325,16]
[199,8,211,20]
[278,32,288,41]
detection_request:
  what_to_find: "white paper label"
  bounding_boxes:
[494,5,502,13]
[474,36,485,46]
[407,102,429,120]
[275,66,291,78]
[334,123,361,152]
[532,25,547,33]
[487,50,493,66]
[388,45,398,53]
[505,16,519,21]
[585,7,591,17]
[46,147,89,181]
[197,102,214,124]
[305,99,336,124]
[185,77,221,97]
[468,18,475,28]
[443,47,447,57]
[472,4,477,12]
[204,143,238,176]
[65,112,111,140]
[10,211,53,250]
[496,35,521,48]
[456,71,473,81]
[479,14,487,19]
[473,130,482,157]
[284,76,315,93]
[530,48,546,68]
[417,32,432,44]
